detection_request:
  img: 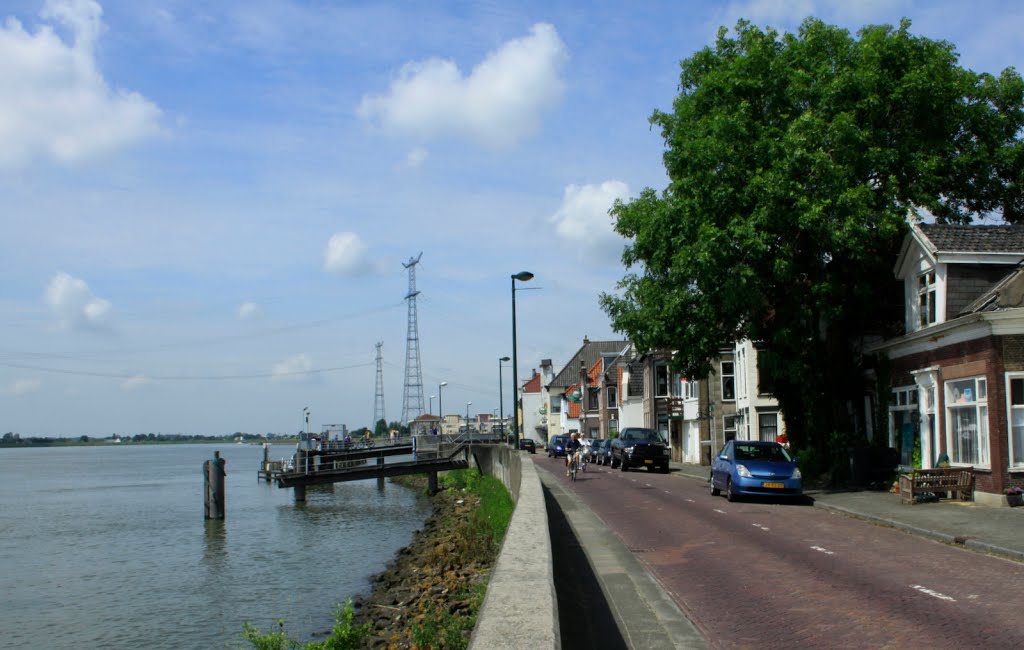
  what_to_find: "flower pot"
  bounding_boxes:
[1008,494,1023,507]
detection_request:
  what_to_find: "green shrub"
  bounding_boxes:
[242,600,368,650]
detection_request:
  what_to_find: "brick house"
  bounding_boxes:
[868,223,1024,506]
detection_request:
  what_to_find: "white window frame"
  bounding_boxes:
[723,414,738,441]
[682,379,698,400]
[1005,373,1024,469]
[944,376,989,468]
[721,360,735,401]
[758,412,779,442]
[918,270,936,328]
[655,364,669,397]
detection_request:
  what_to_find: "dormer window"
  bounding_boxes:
[918,270,936,327]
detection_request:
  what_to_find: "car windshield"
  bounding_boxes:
[621,428,662,443]
[734,444,791,462]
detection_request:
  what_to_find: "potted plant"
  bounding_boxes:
[1006,486,1024,507]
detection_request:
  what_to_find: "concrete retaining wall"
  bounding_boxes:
[469,447,559,649]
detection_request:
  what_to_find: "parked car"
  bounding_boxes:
[585,438,603,464]
[710,440,802,502]
[594,439,613,465]
[519,438,536,454]
[547,435,568,458]
[610,427,670,472]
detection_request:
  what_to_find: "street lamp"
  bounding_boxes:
[498,356,510,437]
[429,395,436,416]
[511,271,534,446]
[438,381,448,435]
[466,401,473,442]
[303,406,310,435]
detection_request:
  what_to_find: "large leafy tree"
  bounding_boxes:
[601,18,1024,463]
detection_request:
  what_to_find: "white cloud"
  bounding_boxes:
[404,146,429,169]
[271,353,312,381]
[43,271,112,331]
[0,0,162,169]
[120,375,150,391]
[357,22,567,148]
[6,378,42,395]
[237,301,260,320]
[550,181,632,262]
[323,231,370,274]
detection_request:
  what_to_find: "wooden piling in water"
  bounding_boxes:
[203,450,226,519]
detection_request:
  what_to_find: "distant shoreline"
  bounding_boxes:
[0,438,300,449]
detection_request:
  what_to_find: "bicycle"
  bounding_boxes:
[568,450,581,482]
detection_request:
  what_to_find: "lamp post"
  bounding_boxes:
[303,406,310,435]
[429,395,436,416]
[511,271,534,447]
[438,381,448,435]
[466,401,473,442]
[498,356,510,437]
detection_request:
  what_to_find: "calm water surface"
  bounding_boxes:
[0,443,431,649]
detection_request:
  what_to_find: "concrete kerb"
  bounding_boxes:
[470,452,560,650]
[539,469,709,650]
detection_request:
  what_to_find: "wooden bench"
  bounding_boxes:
[898,467,974,505]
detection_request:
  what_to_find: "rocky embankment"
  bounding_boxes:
[351,481,496,648]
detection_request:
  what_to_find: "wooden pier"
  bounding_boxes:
[261,434,503,501]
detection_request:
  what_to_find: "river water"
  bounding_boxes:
[0,443,431,649]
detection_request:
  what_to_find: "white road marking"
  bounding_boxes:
[910,585,956,602]
[684,498,694,502]
[752,523,770,531]
[810,545,834,555]
[713,508,727,514]
[645,484,653,488]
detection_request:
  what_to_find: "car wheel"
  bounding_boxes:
[620,458,628,472]
[710,473,720,496]
[726,478,738,502]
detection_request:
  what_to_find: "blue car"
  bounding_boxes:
[710,440,802,501]
[547,435,568,458]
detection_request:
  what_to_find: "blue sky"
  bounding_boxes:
[2,0,1022,437]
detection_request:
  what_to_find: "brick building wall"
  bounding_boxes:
[889,335,1007,495]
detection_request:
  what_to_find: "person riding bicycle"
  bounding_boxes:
[565,431,583,477]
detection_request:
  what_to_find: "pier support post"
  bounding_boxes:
[203,451,226,520]
[377,456,385,490]
[428,470,438,494]
[294,485,306,502]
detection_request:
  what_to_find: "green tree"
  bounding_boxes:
[601,18,1024,470]
[374,418,388,436]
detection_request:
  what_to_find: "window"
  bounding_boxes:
[607,386,618,409]
[550,395,561,414]
[721,361,735,401]
[682,379,698,400]
[655,365,669,397]
[608,419,618,436]
[918,270,936,328]
[1007,376,1024,468]
[587,387,600,410]
[723,415,738,441]
[758,412,778,442]
[945,377,989,467]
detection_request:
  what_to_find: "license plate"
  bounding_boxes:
[763,482,784,489]
[644,459,653,464]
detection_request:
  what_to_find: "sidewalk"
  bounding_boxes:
[671,461,1024,563]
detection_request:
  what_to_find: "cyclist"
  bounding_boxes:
[565,431,583,477]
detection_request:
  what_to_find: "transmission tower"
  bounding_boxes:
[401,253,425,424]
[373,341,386,427]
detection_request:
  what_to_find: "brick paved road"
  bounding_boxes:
[534,456,1024,650]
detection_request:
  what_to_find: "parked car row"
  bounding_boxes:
[529,433,803,503]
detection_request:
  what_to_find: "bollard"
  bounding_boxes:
[204,450,226,519]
